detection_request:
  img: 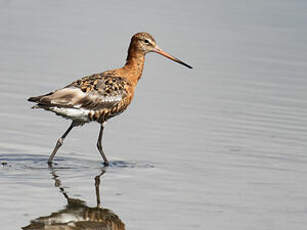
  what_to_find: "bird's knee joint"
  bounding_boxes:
[57,138,63,146]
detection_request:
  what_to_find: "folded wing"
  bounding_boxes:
[28,74,130,121]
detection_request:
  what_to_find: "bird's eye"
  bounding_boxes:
[144,39,150,44]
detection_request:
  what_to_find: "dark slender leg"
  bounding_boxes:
[97,123,109,166]
[95,169,105,207]
[48,121,75,164]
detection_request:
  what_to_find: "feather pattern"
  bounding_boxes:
[28,72,133,123]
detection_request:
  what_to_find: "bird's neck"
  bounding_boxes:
[121,48,145,86]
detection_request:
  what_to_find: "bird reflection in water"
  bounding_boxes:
[22,168,125,230]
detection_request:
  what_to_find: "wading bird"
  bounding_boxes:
[28,32,192,166]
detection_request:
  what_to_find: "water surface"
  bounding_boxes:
[1,1,307,229]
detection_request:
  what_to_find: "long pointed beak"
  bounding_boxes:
[152,46,192,69]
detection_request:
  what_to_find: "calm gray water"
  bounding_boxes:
[1,1,307,229]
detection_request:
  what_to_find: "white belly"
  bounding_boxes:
[50,107,91,122]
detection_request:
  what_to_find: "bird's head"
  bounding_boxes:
[129,32,192,69]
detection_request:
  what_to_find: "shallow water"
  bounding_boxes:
[1,0,307,229]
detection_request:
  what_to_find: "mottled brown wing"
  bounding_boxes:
[67,73,130,110]
[28,73,130,111]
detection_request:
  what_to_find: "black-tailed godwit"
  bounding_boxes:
[28,32,192,166]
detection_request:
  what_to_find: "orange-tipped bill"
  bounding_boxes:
[153,46,192,69]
